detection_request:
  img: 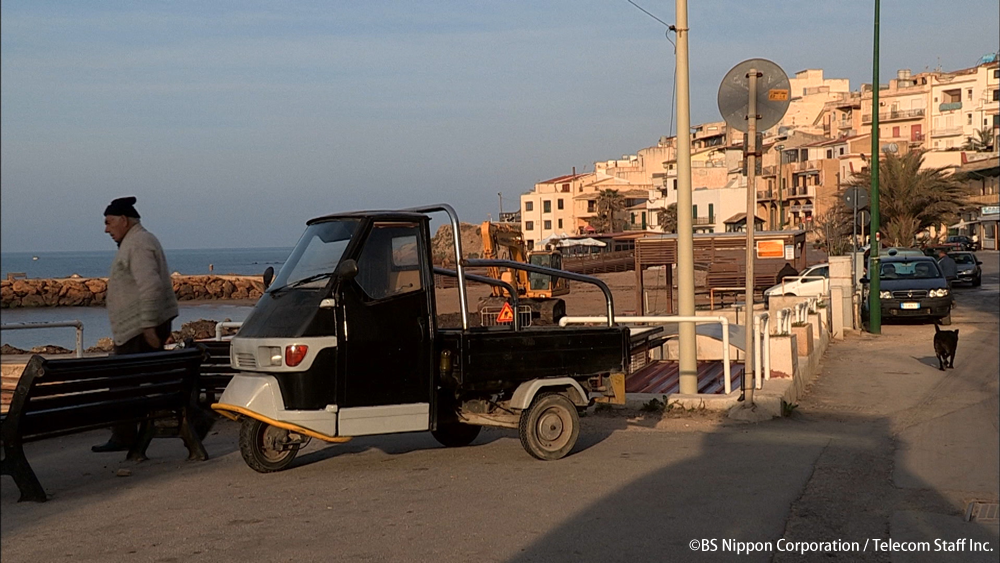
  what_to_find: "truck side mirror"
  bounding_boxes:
[335,259,359,281]
[262,266,274,290]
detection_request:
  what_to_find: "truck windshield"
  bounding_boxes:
[269,219,359,292]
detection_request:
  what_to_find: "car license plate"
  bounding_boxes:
[901,302,920,310]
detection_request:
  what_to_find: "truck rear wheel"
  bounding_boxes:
[239,418,299,473]
[519,392,580,461]
[431,422,482,448]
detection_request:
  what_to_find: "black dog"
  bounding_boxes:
[933,324,959,371]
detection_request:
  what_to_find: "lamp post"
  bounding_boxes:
[868,0,882,334]
[775,144,785,230]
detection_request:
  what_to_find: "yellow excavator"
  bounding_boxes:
[479,221,569,324]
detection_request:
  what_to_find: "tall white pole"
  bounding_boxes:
[675,0,697,394]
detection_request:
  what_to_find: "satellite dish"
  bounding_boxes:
[718,59,791,133]
[882,143,899,153]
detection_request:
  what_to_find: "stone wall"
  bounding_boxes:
[1,275,265,308]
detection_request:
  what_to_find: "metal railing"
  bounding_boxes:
[1,320,84,357]
[752,312,771,390]
[215,322,244,341]
[559,315,733,395]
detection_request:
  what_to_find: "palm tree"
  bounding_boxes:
[593,189,626,233]
[657,203,678,234]
[844,150,970,248]
[962,128,995,152]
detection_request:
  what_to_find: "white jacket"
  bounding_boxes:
[106,223,179,345]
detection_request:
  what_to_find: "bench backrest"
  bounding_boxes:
[194,340,237,398]
[2,347,203,443]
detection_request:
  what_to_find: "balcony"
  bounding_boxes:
[837,120,853,129]
[910,133,925,143]
[787,186,815,198]
[861,108,926,123]
[968,193,1000,205]
[693,216,715,226]
[939,102,963,112]
[931,127,964,137]
[756,189,775,201]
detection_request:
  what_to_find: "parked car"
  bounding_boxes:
[764,263,829,307]
[945,235,977,251]
[951,251,983,286]
[861,256,953,325]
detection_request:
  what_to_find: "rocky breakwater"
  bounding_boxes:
[1,275,266,308]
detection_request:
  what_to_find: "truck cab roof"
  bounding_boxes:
[307,210,430,225]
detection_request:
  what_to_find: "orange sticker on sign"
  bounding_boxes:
[497,302,515,323]
[768,89,789,101]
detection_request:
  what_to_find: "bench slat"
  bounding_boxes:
[21,392,187,440]
[24,379,187,414]
[28,368,192,399]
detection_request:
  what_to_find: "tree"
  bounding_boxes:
[813,204,854,256]
[657,203,678,234]
[844,150,970,248]
[593,189,626,233]
[962,128,995,152]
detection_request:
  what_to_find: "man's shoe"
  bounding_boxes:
[91,441,132,453]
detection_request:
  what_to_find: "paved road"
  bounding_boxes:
[2,254,997,563]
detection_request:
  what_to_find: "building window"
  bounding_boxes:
[967,89,973,101]
[525,201,533,212]
[892,126,900,137]
[525,221,534,231]
[708,204,714,221]
[993,90,999,102]
[557,198,564,210]
[558,219,563,229]
[995,69,1000,79]
[968,114,973,125]
[527,240,534,249]
[826,149,833,158]
[839,147,845,155]
[543,200,551,213]
[587,201,596,213]
[692,205,698,218]
[543,220,552,230]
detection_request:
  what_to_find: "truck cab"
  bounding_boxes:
[214,205,628,472]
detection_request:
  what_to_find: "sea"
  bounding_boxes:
[1,247,292,351]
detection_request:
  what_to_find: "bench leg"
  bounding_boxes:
[126,421,156,462]
[179,408,209,461]
[2,441,48,502]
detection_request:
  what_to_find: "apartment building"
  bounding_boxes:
[775,69,852,136]
[520,172,591,250]
[928,60,1000,150]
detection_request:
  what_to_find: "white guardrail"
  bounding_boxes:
[215,322,244,341]
[1,320,84,357]
[559,315,734,395]
[752,312,771,390]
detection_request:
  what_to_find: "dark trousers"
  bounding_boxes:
[105,321,172,445]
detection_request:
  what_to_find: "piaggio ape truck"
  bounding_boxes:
[212,204,629,472]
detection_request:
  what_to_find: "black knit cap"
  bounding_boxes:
[104,196,140,218]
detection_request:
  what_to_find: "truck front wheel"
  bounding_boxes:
[431,422,482,448]
[519,392,580,461]
[239,418,300,473]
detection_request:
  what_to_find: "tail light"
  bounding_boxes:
[285,344,309,367]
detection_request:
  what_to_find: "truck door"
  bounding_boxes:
[337,221,433,436]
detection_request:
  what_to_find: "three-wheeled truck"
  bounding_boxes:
[213,204,628,472]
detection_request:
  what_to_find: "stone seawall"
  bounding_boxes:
[1,275,265,308]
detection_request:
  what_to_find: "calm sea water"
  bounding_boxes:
[1,247,293,279]
[0,247,293,350]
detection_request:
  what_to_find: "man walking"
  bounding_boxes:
[92,196,179,452]
[936,248,957,285]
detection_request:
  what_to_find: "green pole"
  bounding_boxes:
[868,0,882,334]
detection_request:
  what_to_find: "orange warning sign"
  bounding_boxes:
[768,89,789,101]
[497,302,515,323]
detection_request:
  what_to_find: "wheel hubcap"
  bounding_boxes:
[537,408,566,443]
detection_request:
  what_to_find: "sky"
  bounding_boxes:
[2,1,998,253]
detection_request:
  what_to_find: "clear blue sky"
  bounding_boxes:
[2,1,997,252]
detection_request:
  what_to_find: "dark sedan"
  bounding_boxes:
[862,256,954,324]
[951,251,983,286]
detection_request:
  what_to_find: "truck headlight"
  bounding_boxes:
[879,291,892,299]
[928,288,949,298]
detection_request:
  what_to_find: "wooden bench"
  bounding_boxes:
[0,348,207,502]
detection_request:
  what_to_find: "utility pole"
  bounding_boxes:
[675,0,698,394]
[498,192,503,218]
[775,144,785,230]
[868,0,882,334]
